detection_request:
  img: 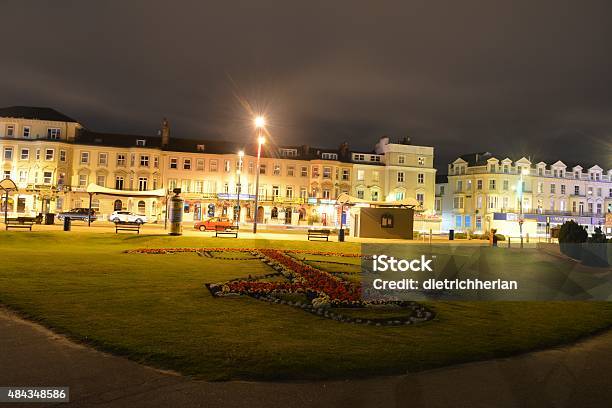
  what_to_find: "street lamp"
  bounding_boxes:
[253,116,266,233]
[236,150,244,227]
[518,168,530,248]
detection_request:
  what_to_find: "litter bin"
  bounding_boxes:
[449,229,455,240]
[338,228,345,242]
[45,213,55,225]
[63,217,71,231]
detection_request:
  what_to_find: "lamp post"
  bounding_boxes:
[518,168,529,248]
[253,116,266,234]
[236,150,244,228]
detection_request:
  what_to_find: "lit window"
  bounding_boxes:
[80,152,89,164]
[381,213,394,228]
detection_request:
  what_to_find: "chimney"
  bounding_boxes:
[161,118,170,147]
[339,141,349,158]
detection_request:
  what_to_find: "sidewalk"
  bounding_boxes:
[1,307,612,407]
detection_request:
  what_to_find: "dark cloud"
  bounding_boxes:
[2,0,611,170]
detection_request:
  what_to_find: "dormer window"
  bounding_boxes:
[280,148,297,157]
[196,144,205,152]
[354,153,365,161]
[322,152,338,160]
[370,155,381,162]
[136,139,146,147]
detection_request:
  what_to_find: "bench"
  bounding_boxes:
[5,217,35,231]
[115,221,141,234]
[215,225,239,238]
[307,229,331,241]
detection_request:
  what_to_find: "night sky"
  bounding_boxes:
[2,1,611,171]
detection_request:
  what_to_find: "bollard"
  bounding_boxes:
[63,217,71,231]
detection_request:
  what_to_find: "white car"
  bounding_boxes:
[109,211,148,224]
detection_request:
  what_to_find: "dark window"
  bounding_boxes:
[381,213,394,228]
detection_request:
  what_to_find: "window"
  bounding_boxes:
[196,159,204,171]
[115,177,124,190]
[80,152,89,164]
[35,149,40,160]
[136,139,146,147]
[312,166,319,177]
[20,148,29,160]
[418,156,425,166]
[3,170,10,179]
[477,179,483,190]
[489,164,496,173]
[117,154,126,166]
[271,207,278,219]
[455,215,462,228]
[453,196,464,209]
[398,155,405,164]
[370,155,381,162]
[322,152,337,160]
[439,186,445,195]
[286,186,293,198]
[249,161,255,174]
[342,169,350,181]
[96,152,107,166]
[489,179,496,190]
[465,215,472,228]
[435,199,442,212]
[140,155,149,167]
[280,148,297,157]
[22,126,30,138]
[3,147,13,160]
[323,167,331,179]
[78,174,87,187]
[183,158,191,170]
[47,128,61,139]
[371,190,379,201]
[138,200,146,213]
[45,149,54,160]
[18,170,27,183]
[381,213,394,228]
[60,150,66,162]
[43,171,52,184]
[561,185,566,195]
[224,160,231,172]
[550,184,556,194]
[168,158,177,169]
[574,185,580,195]
[504,179,510,191]
[259,163,266,174]
[153,156,159,168]
[138,177,148,191]
[357,170,365,181]
[323,189,331,199]
[456,180,463,192]
[272,185,280,197]
[417,173,424,184]
[416,193,424,205]
[300,166,308,177]
[273,164,281,176]
[210,159,218,172]
[354,154,365,161]
[96,175,106,187]
[537,182,543,194]
[397,172,404,182]
[287,165,295,177]
[395,191,405,200]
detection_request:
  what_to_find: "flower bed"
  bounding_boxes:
[130,247,435,325]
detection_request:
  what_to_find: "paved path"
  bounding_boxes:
[1,308,611,408]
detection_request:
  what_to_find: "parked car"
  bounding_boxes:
[109,211,148,224]
[194,216,233,231]
[57,208,97,222]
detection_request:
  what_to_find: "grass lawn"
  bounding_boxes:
[1,231,612,381]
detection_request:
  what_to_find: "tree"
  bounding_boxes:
[558,220,587,260]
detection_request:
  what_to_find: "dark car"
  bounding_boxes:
[57,208,97,222]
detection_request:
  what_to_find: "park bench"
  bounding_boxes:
[114,221,141,234]
[307,229,331,241]
[5,217,35,231]
[215,225,239,238]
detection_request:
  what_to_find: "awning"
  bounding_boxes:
[86,183,167,198]
[336,192,420,208]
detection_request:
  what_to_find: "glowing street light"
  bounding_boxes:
[253,118,266,234]
[518,167,530,248]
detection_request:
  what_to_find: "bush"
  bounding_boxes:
[582,227,609,267]
[558,220,587,260]
[454,232,467,239]
[495,234,506,241]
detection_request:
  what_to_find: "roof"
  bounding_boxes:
[435,174,448,184]
[0,106,79,123]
